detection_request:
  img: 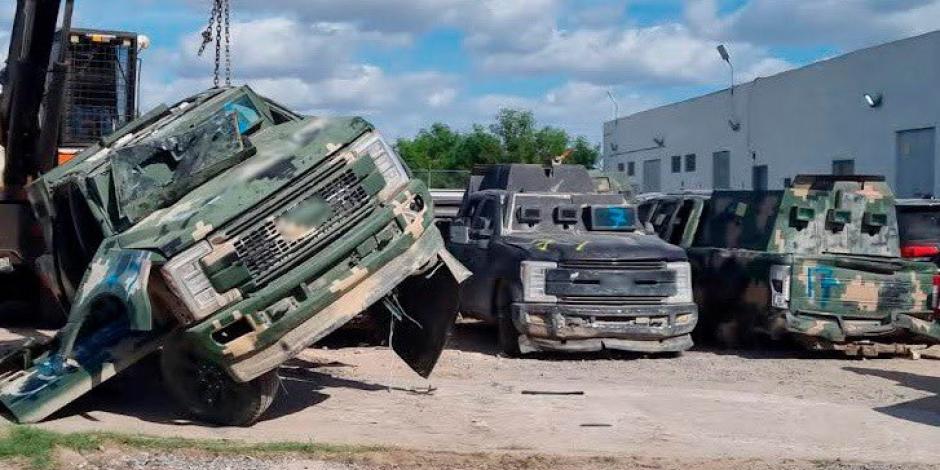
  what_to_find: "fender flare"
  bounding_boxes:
[56,245,163,359]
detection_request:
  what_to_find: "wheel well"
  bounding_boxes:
[491,279,513,317]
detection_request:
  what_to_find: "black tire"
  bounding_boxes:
[495,286,521,357]
[161,336,279,426]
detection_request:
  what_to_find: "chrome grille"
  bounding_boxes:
[559,260,667,271]
[233,169,370,285]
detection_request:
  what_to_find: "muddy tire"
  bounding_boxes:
[495,287,521,357]
[161,337,279,426]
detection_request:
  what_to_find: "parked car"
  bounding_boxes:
[0,86,468,425]
[896,199,940,264]
[445,164,698,356]
[640,176,940,356]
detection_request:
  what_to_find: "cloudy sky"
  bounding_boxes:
[2,0,940,142]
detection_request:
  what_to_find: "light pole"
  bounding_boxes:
[606,90,620,121]
[717,44,734,95]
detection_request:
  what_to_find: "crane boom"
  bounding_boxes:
[0,0,74,196]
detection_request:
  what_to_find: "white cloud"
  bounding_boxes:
[228,0,476,33]
[173,17,409,81]
[480,24,792,86]
[687,0,940,48]
[140,0,940,147]
[471,81,659,140]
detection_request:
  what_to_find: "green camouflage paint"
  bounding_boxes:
[645,176,940,350]
[0,86,466,423]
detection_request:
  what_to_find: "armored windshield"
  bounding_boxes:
[508,193,634,234]
[110,107,255,225]
[897,203,940,244]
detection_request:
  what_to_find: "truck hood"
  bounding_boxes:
[116,117,372,256]
[500,232,687,263]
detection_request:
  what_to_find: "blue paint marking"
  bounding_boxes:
[807,267,840,304]
[104,251,148,294]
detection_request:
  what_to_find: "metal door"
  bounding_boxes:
[752,165,768,190]
[896,128,936,198]
[643,159,661,193]
[713,151,730,189]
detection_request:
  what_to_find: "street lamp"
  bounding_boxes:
[717,44,734,95]
[606,90,620,121]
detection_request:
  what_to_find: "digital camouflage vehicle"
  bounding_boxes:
[0,85,468,425]
[640,176,940,355]
[446,164,697,356]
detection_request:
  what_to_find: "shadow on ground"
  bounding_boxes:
[48,355,392,427]
[845,367,940,427]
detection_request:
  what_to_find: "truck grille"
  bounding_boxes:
[559,295,667,306]
[233,168,371,285]
[549,260,674,306]
[559,260,667,271]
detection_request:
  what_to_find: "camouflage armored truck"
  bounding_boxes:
[640,176,940,355]
[446,164,697,356]
[0,86,468,425]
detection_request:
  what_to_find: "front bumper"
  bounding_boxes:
[512,302,698,354]
[228,227,455,381]
[182,181,467,382]
[786,310,940,344]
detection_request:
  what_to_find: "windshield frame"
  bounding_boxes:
[503,192,636,235]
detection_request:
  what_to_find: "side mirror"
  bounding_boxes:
[449,225,470,244]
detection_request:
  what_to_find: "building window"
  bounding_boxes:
[685,154,696,172]
[833,159,855,176]
[671,155,682,173]
[783,177,793,188]
[627,162,635,176]
[617,163,625,172]
[752,165,768,191]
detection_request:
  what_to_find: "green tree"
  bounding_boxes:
[568,136,600,168]
[454,124,504,168]
[394,107,602,188]
[490,109,537,164]
[534,126,569,164]
[395,122,461,171]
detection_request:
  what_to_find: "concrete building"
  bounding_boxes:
[603,31,940,197]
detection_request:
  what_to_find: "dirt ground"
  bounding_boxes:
[1,321,940,469]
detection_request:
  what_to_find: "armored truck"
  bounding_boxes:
[0,86,467,425]
[640,176,940,355]
[446,164,697,356]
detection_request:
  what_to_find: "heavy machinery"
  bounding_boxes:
[0,0,77,325]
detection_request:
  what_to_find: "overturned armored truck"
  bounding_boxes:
[640,175,940,355]
[446,164,697,356]
[0,86,467,425]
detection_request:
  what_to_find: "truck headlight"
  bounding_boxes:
[162,242,241,323]
[664,261,693,304]
[353,132,409,201]
[770,264,791,309]
[521,261,558,303]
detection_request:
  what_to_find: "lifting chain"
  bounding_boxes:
[197,0,232,87]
